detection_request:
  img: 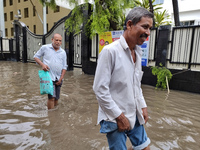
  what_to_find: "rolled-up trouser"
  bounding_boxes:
[100,117,150,150]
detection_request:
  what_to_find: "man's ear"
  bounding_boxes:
[126,20,133,30]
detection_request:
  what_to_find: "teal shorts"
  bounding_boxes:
[100,117,150,150]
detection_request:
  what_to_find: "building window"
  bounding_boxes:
[33,6,36,16]
[9,0,13,5]
[33,25,36,34]
[46,6,48,14]
[10,11,13,20]
[11,27,14,36]
[18,0,20,2]
[154,0,164,5]
[180,21,194,26]
[24,0,28,1]
[5,28,8,37]
[24,8,29,18]
[18,9,21,17]
[4,13,7,22]
[54,6,60,13]
[3,0,6,7]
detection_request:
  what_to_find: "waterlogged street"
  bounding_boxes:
[0,61,200,150]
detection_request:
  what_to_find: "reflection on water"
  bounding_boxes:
[0,61,200,150]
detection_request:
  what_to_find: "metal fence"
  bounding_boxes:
[147,25,200,71]
[0,37,16,60]
[1,24,200,72]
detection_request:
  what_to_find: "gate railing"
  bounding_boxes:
[0,37,16,60]
[1,23,200,71]
[145,25,200,71]
[73,31,82,67]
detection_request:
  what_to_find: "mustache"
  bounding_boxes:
[140,33,148,38]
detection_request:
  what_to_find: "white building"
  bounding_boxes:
[155,0,200,26]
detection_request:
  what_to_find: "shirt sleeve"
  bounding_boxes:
[62,51,68,70]
[135,48,147,108]
[138,87,147,108]
[33,46,44,59]
[93,47,122,121]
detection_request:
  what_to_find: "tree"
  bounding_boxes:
[148,0,155,27]
[149,0,153,13]
[40,0,172,37]
[39,0,137,37]
[134,0,171,27]
[172,0,180,26]
[134,0,163,11]
[39,0,57,9]
[154,10,171,27]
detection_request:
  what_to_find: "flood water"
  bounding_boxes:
[0,61,200,150]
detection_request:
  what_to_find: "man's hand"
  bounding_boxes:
[55,69,66,86]
[116,113,130,132]
[42,64,50,71]
[55,80,62,86]
[142,107,149,124]
[34,57,49,71]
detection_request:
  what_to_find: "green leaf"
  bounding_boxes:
[151,64,173,89]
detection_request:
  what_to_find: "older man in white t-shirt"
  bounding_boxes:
[34,33,67,109]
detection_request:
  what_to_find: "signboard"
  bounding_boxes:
[99,30,123,53]
[139,36,150,67]
[99,30,149,66]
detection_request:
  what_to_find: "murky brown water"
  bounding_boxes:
[0,61,200,150]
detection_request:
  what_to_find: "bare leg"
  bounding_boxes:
[143,146,150,150]
[47,98,55,109]
[54,99,58,106]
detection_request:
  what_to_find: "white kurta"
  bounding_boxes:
[93,35,147,129]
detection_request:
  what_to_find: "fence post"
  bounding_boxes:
[42,35,46,45]
[155,25,171,66]
[9,38,13,54]
[22,27,27,63]
[96,33,98,61]
[15,23,20,61]
[0,37,4,59]
[188,27,195,69]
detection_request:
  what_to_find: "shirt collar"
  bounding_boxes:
[119,35,142,56]
[49,43,61,52]
[119,35,129,51]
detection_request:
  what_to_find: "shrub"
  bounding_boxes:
[151,63,172,89]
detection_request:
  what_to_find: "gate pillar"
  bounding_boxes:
[14,22,20,61]
[155,25,171,66]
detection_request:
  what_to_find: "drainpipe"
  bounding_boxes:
[0,0,5,37]
[43,3,47,34]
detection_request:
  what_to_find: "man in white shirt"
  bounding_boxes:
[93,7,153,150]
[34,33,67,110]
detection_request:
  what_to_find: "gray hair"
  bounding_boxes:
[124,7,153,30]
[52,33,62,39]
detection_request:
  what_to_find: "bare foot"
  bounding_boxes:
[128,147,133,150]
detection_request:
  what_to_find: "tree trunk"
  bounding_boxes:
[149,0,153,13]
[149,0,155,27]
[172,0,180,26]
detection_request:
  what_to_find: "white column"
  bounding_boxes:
[43,4,47,34]
[0,0,5,37]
